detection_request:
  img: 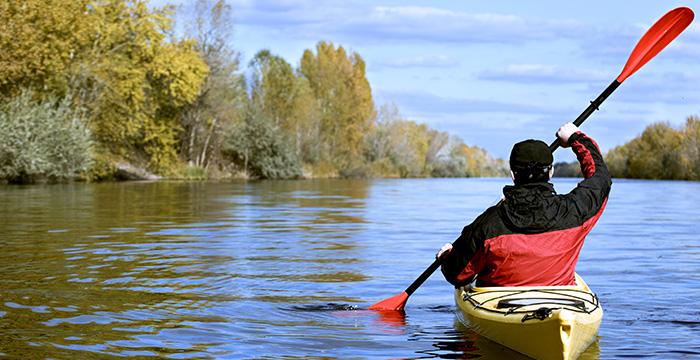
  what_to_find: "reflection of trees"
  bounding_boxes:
[230,179,371,290]
[0,182,236,357]
[0,180,372,357]
[255,178,368,214]
[238,179,370,242]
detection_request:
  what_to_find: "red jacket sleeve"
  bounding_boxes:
[564,132,612,221]
[439,206,497,287]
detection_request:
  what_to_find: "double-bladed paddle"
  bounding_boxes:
[370,6,694,312]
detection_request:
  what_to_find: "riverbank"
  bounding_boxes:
[7,156,700,185]
[2,1,506,185]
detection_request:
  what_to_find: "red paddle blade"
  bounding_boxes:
[368,291,408,311]
[617,7,694,83]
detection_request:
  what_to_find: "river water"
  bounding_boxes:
[0,178,698,359]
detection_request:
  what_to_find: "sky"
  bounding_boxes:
[156,0,700,161]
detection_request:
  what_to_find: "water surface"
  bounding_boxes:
[0,178,698,358]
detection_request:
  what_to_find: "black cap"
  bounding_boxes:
[509,139,553,171]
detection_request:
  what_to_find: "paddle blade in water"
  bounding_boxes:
[368,291,408,311]
[617,7,694,82]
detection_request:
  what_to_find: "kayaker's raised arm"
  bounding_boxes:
[557,124,612,221]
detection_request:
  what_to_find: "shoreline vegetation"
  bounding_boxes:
[0,0,507,184]
[554,117,700,181]
[1,1,697,185]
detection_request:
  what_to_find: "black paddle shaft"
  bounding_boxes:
[405,259,441,295]
[549,79,621,152]
[407,80,622,297]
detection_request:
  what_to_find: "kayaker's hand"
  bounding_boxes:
[556,122,579,148]
[436,243,452,261]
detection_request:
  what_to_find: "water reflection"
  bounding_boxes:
[0,180,374,357]
[413,322,523,359]
[0,179,698,358]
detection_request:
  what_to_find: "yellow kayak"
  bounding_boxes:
[455,274,602,360]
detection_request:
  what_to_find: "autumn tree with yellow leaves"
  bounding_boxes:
[1,0,208,178]
[606,117,700,180]
[300,41,376,173]
[71,1,208,175]
[0,0,509,182]
[248,50,320,167]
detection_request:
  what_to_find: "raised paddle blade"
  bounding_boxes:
[368,291,408,311]
[617,7,694,83]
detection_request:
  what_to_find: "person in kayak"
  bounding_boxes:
[436,122,611,287]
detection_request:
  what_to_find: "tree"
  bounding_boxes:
[223,106,301,179]
[2,0,209,174]
[433,136,508,177]
[178,0,246,170]
[425,129,450,173]
[0,0,92,97]
[431,136,468,177]
[71,1,208,173]
[250,50,297,127]
[553,162,582,177]
[681,117,700,180]
[605,119,697,180]
[291,77,322,164]
[249,50,320,163]
[300,41,375,169]
[365,103,399,162]
[390,121,431,177]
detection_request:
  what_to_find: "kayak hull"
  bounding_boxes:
[454,274,602,360]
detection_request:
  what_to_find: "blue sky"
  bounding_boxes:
[159,1,700,161]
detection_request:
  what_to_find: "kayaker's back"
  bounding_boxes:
[451,188,608,287]
[476,181,608,287]
[439,131,611,288]
[476,196,606,287]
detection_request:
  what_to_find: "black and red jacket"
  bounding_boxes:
[440,132,612,287]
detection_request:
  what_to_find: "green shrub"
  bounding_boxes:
[223,107,301,179]
[0,92,92,183]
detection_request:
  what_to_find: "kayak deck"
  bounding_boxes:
[455,274,602,360]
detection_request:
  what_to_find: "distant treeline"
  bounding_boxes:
[554,117,700,181]
[553,162,582,178]
[606,117,700,180]
[0,0,507,183]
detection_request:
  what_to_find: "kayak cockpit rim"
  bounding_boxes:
[459,274,601,317]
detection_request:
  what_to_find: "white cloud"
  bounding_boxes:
[373,55,459,69]
[581,17,700,64]
[375,89,572,118]
[227,1,587,44]
[605,71,700,105]
[478,64,610,84]
[229,0,352,28]
[350,6,583,43]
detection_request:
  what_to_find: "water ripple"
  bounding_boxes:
[0,179,698,358]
